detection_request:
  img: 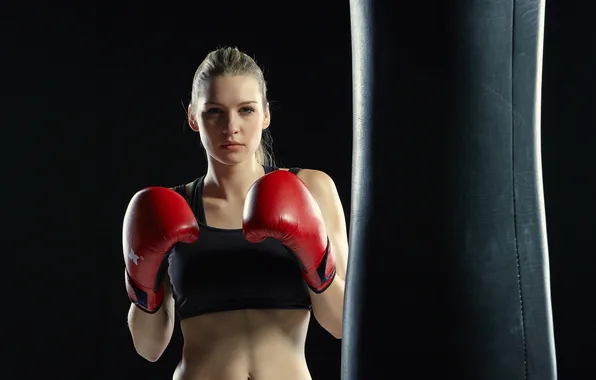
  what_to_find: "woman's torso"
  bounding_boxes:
[174,309,312,380]
[169,167,313,380]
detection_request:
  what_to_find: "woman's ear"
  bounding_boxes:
[188,105,199,132]
[263,102,271,130]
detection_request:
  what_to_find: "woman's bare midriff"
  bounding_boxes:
[173,309,313,380]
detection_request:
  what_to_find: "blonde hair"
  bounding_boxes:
[190,47,275,167]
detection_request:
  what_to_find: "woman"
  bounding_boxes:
[122,47,349,380]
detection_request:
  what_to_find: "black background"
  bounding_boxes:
[2,0,593,378]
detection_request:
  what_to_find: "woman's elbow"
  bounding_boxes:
[321,321,342,339]
[127,299,175,362]
[131,335,168,362]
[137,350,162,363]
[329,328,342,340]
[313,310,343,339]
[325,318,343,339]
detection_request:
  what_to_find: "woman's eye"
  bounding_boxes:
[203,107,254,115]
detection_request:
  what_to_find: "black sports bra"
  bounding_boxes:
[168,166,312,320]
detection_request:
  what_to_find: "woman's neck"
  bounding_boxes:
[203,157,265,201]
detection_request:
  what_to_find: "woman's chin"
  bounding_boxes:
[210,151,252,166]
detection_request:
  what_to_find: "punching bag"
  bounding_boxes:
[343,1,557,379]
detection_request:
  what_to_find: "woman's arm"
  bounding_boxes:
[297,169,349,339]
[127,276,176,362]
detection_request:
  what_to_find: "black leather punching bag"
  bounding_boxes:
[343,1,557,379]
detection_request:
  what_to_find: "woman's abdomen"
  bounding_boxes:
[175,309,311,380]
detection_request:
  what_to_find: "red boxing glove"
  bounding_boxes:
[243,171,336,293]
[122,187,199,313]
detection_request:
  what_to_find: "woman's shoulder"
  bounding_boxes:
[169,176,204,198]
[279,167,336,188]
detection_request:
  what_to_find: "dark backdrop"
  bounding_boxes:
[2,0,593,379]
[540,0,595,377]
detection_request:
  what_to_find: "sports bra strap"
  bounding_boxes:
[175,168,302,224]
[173,184,188,200]
[264,166,302,175]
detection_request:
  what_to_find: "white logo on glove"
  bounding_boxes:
[128,248,144,265]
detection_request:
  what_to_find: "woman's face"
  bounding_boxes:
[192,75,270,166]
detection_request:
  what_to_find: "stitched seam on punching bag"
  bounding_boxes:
[511,3,529,379]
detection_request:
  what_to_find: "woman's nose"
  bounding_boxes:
[222,113,240,134]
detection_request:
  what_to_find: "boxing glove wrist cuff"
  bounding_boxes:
[125,270,164,314]
[304,238,336,294]
[132,301,163,314]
